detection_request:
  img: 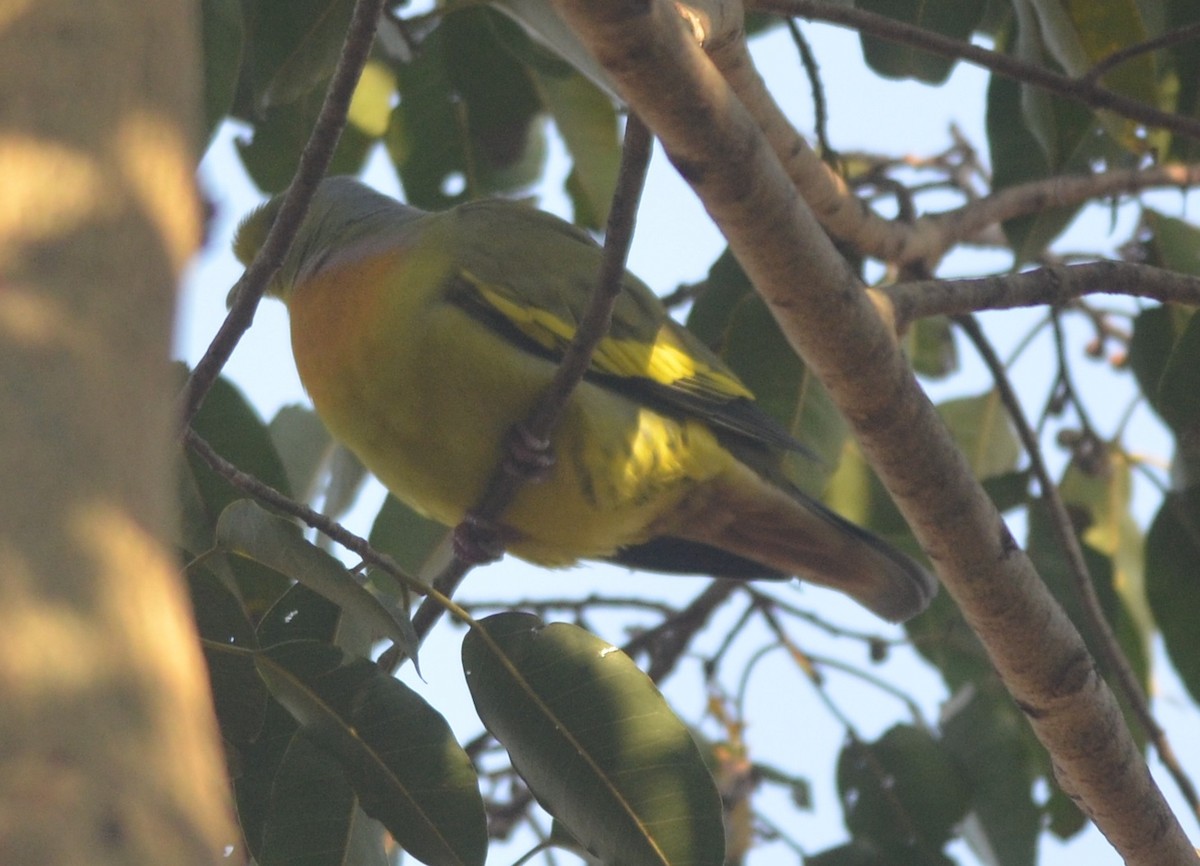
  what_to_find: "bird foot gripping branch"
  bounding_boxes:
[234,176,937,623]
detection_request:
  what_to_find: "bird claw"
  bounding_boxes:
[502,423,555,483]
[452,513,507,565]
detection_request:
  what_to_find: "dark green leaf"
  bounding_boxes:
[1142,210,1200,276]
[217,500,418,658]
[1157,306,1200,435]
[368,494,453,585]
[258,582,345,647]
[836,725,967,861]
[257,735,370,866]
[1128,304,1193,422]
[322,443,370,522]
[388,8,545,209]
[235,695,302,860]
[1032,0,1163,152]
[184,372,293,613]
[268,404,334,505]
[237,84,375,193]
[200,0,244,144]
[858,0,986,84]
[491,0,616,95]
[937,390,1021,480]
[257,641,487,866]
[805,840,890,866]
[463,612,725,866]
[985,51,1085,262]
[238,0,356,110]
[687,249,849,493]
[1145,487,1200,705]
[941,684,1040,866]
[190,568,266,744]
[1165,0,1200,161]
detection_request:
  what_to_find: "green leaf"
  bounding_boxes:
[322,443,370,522]
[237,82,376,193]
[1145,487,1200,705]
[269,404,334,506]
[388,8,545,209]
[858,0,986,84]
[1165,1,1200,161]
[1026,0,1163,152]
[937,390,1021,480]
[239,0,356,110]
[258,582,345,647]
[217,500,418,659]
[908,315,958,379]
[257,735,377,866]
[189,568,267,745]
[1128,304,1195,422]
[258,641,487,866]
[1059,446,1150,635]
[463,612,725,866]
[1141,209,1200,276]
[200,0,244,145]
[1025,499,1150,744]
[1157,306,1200,435]
[836,725,967,860]
[490,0,617,96]
[183,372,293,614]
[532,68,620,229]
[368,494,453,584]
[805,840,890,866]
[985,44,1086,262]
[941,684,1041,866]
[687,250,849,493]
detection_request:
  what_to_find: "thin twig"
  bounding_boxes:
[784,18,835,163]
[1082,22,1200,86]
[183,429,430,600]
[953,314,1200,822]
[409,115,656,642]
[177,0,385,428]
[882,261,1200,330]
[759,0,1200,142]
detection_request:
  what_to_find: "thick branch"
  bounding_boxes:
[547,2,1195,863]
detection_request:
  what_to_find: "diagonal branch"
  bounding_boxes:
[546,1,1195,863]
[177,0,385,428]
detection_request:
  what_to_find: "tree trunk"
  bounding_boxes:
[0,2,235,863]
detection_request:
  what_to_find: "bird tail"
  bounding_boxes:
[645,464,937,622]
